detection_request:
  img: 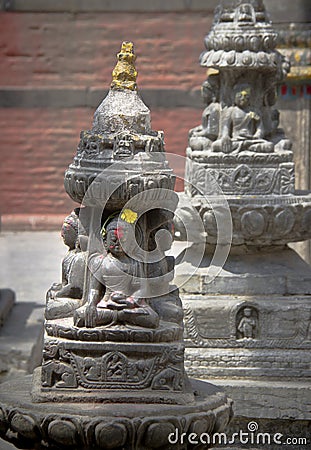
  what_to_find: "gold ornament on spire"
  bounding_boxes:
[111,41,137,91]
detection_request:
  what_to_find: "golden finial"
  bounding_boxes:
[111,41,137,91]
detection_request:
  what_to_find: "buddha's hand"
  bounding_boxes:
[106,292,129,310]
[212,136,231,153]
[220,136,232,153]
[73,304,97,327]
[85,304,97,327]
[188,125,202,137]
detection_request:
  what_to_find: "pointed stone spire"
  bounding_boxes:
[111,41,138,91]
[92,41,151,135]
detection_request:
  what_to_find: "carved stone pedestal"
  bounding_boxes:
[0,376,232,450]
[36,324,192,405]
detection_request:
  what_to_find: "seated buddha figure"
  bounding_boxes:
[212,84,274,154]
[45,210,86,320]
[188,74,221,151]
[266,109,292,152]
[73,212,159,329]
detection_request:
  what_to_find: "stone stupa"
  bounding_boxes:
[174,0,311,440]
[0,42,232,450]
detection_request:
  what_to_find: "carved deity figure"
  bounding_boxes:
[113,133,135,160]
[234,3,255,23]
[213,84,274,154]
[237,307,257,339]
[45,210,86,319]
[189,74,221,151]
[74,213,159,329]
[261,84,292,153]
[266,109,292,152]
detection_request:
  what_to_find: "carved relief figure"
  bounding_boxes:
[189,74,221,151]
[42,360,77,389]
[83,357,102,381]
[234,3,255,24]
[237,307,258,339]
[151,367,183,391]
[105,353,125,380]
[213,84,274,154]
[74,212,159,329]
[266,109,292,152]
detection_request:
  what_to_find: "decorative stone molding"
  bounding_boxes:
[0,376,233,450]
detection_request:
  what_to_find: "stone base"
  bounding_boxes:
[176,246,311,448]
[179,248,311,379]
[177,246,311,297]
[0,375,232,450]
[39,334,193,405]
[185,150,295,196]
[33,367,195,405]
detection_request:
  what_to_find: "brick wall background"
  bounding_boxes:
[0,9,212,220]
[0,1,310,237]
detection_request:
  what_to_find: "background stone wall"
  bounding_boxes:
[0,1,310,243]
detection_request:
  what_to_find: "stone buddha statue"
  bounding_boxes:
[212,83,274,154]
[189,74,221,151]
[73,213,159,329]
[45,210,86,320]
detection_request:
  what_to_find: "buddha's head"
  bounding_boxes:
[61,211,79,250]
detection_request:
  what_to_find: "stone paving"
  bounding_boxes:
[0,232,65,379]
[0,231,65,449]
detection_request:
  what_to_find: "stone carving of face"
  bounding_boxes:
[243,307,252,317]
[103,218,131,257]
[61,221,77,250]
[113,136,134,160]
[202,75,219,104]
[235,88,250,109]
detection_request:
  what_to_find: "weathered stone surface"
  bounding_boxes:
[185,348,311,378]
[176,247,311,296]
[215,379,311,420]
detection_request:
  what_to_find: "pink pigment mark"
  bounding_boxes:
[114,227,124,239]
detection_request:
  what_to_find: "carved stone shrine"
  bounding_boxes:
[0,43,232,449]
[174,0,311,440]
